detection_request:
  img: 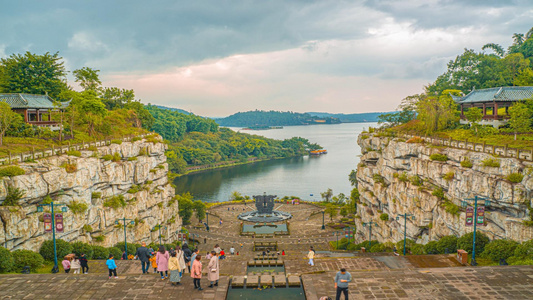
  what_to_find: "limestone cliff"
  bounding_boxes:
[0,137,181,250]
[355,133,533,245]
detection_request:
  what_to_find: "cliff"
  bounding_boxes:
[0,137,181,250]
[355,132,533,245]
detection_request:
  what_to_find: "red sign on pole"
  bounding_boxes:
[465,206,474,226]
[477,206,486,226]
[55,213,64,233]
[44,213,52,232]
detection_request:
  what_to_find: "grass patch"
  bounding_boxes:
[111,139,123,145]
[103,195,126,209]
[60,162,77,173]
[430,153,448,161]
[482,158,500,168]
[127,157,137,161]
[506,173,524,183]
[91,192,102,199]
[2,186,25,206]
[0,166,25,177]
[82,225,93,232]
[127,185,140,194]
[442,171,455,181]
[66,150,81,157]
[67,200,88,215]
[461,158,473,168]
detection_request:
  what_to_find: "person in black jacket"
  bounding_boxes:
[182,244,193,273]
[79,253,89,274]
[134,242,152,274]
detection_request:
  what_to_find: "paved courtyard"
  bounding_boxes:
[1,203,533,299]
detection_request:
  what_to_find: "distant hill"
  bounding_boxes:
[216,110,341,127]
[153,105,191,115]
[306,112,388,123]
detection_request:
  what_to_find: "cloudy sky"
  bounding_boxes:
[1,0,532,116]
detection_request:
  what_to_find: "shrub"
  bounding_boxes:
[66,150,81,157]
[138,148,147,156]
[39,239,73,261]
[346,243,357,251]
[432,188,445,200]
[457,231,490,254]
[92,246,109,259]
[87,146,98,151]
[411,244,425,255]
[127,185,140,194]
[91,192,102,199]
[481,158,500,168]
[103,195,126,209]
[61,162,77,173]
[112,152,122,162]
[71,241,94,260]
[461,158,473,168]
[373,174,386,185]
[107,247,122,259]
[430,153,448,161]
[513,239,533,260]
[111,139,123,145]
[506,173,524,183]
[132,137,142,142]
[424,241,439,254]
[42,195,53,205]
[442,200,460,216]
[3,186,25,206]
[0,166,25,177]
[369,242,384,253]
[410,175,423,186]
[396,239,416,254]
[94,235,105,243]
[406,136,423,143]
[102,154,113,161]
[82,224,93,232]
[379,213,389,221]
[482,239,519,262]
[436,235,458,254]
[127,157,137,161]
[12,249,44,272]
[114,242,137,256]
[397,172,409,182]
[0,246,14,272]
[442,171,454,181]
[67,201,88,215]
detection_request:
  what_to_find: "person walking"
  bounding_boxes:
[121,251,127,260]
[106,254,118,279]
[334,268,352,300]
[191,255,203,291]
[150,253,157,273]
[176,246,187,278]
[156,245,170,280]
[229,246,235,255]
[79,253,89,274]
[134,242,151,274]
[183,244,192,273]
[214,244,221,255]
[62,256,71,273]
[191,248,199,263]
[207,251,219,288]
[308,248,315,266]
[168,252,181,286]
[71,256,81,274]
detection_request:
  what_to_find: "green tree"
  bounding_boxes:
[321,188,333,203]
[464,107,483,134]
[78,91,108,136]
[349,188,359,214]
[73,67,101,92]
[416,90,460,134]
[514,68,533,86]
[482,43,506,57]
[325,205,337,221]
[508,102,531,140]
[177,192,194,225]
[101,87,135,110]
[193,200,206,222]
[0,102,20,146]
[124,101,154,129]
[230,191,243,201]
[348,170,357,186]
[0,52,67,98]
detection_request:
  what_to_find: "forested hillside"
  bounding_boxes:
[307,112,385,123]
[216,110,341,127]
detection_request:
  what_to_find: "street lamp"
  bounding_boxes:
[321,211,326,230]
[395,213,415,256]
[461,195,490,266]
[205,212,210,232]
[115,217,135,256]
[37,201,68,273]
[362,221,378,249]
[152,224,167,246]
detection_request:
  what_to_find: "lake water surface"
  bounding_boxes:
[173,123,375,202]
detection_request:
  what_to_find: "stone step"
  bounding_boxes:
[287,275,301,287]
[246,275,259,287]
[260,275,272,287]
[273,275,286,287]
[232,276,245,287]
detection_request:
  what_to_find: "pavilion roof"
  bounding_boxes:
[454,86,533,104]
[0,93,56,109]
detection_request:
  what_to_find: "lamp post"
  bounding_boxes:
[395,213,415,256]
[115,217,135,256]
[152,224,167,246]
[37,202,68,273]
[362,221,378,249]
[205,212,210,232]
[321,211,326,230]
[333,230,342,249]
[461,196,490,266]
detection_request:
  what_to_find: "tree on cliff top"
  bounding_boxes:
[508,102,532,140]
[416,90,460,134]
[0,102,19,146]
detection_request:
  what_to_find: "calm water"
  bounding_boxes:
[174,123,375,202]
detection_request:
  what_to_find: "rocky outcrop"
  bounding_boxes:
[355,133,533,245]
[0,137,181,250]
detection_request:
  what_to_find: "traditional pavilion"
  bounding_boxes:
[452,86,533,127]
[0,93,63,130]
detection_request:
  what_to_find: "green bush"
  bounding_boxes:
[396,239,416,254]
[410,175,423,186]
[107,247,122,259]
[92,246,109,259]
[66,150,81,157]
[379,213,389,221]
[112,152,122,162]
[39,239,73,261]
[111,139,123,145]
[127,157,137,161]
[481,158,500,167]
[373,174,385,185]
[482,239,519,262]
[42,195,53,205]
[513,239,533,259]
[102,154,113,161]
[82,224,93,232]
[506,173,524,183]
[457,231,490,254]
[103,195,126,209]
[369,242,385,253]
[61,162,77,173]
[411,244,425,255]
[432,188,445,200]
[436,235,458,254]
[12,249,44,272]
[67,200,88,215]
[0,166,26,177]
[114,242,137,256]
[0,246,14,272]
[442,171,455,181]
[424,241,439,254]
[460,158,473,168]
[71,241,94,259]
[2,186,25,206]
[91,192,102,199]
[430,153,448,161]
[132,137,142,142]
[127,185,140,194]
[94,235,105,243]
[442,200,460,216]
[346,243,357,251]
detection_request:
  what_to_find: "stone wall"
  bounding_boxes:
[355,133,533,245]
[0,137,181,250]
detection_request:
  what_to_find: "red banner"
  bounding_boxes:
[55,213,64,233]
[44,213,52,232]
[477,206,486,226]
[465,206,474,226]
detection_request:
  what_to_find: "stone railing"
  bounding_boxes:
[0,134,150,165]
[399,134,533,161]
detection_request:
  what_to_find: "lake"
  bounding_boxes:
[173,122,375,202]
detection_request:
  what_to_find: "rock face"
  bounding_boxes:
[355,133,533,245]
[0,137,181,250]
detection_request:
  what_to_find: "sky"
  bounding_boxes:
[1,0,532,117]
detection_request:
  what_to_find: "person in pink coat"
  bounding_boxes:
[156,245,170,280]
[191,255,203,290]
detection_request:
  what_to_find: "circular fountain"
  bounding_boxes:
[238,194,292,222]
